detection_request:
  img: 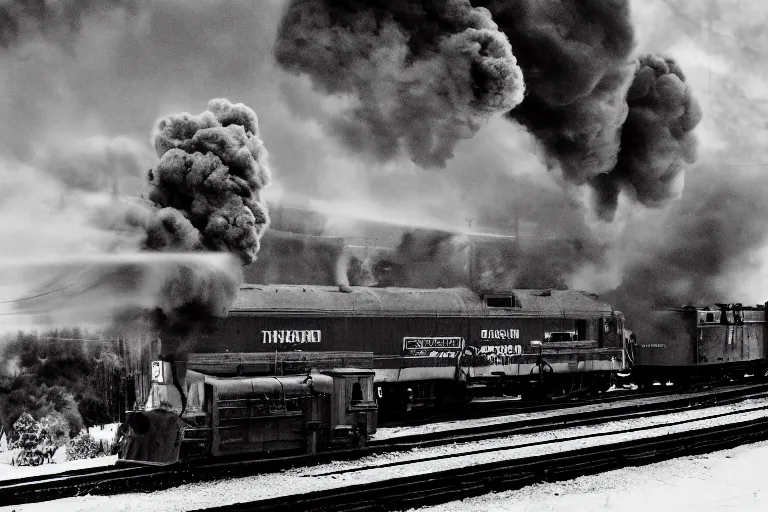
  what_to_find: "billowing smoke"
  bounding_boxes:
[137,98,271,265]
[472,1,702,218]
[606,169,768,345]
[591,54,702,220]
[274,0,525,167]
[478,0,636,185]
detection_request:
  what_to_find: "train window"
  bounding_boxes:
[706,313,715,322]
[486,296,513,308]
[352,382,363,403]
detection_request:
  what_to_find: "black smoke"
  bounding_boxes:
[591,54,702,219]
[480,0,636,185]
[606,169,768,344]
[140,98,271,265]
[274,0,525,168]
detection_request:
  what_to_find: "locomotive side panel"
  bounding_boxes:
[697,323,765,365]
[466,316,622,378]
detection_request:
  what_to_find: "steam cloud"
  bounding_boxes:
[274,0,525,167]
[139,98,271,265]
[591,54,702,219]
[370,229,604,290]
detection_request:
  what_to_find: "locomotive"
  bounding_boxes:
[117,284,630,464]
[117,286,768,465]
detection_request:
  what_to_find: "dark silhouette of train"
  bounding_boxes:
[117,287,768,464]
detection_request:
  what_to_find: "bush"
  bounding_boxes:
[9,413,50,466]
[66,431,105,461]
[77,396,111,428]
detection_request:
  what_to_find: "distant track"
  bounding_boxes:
[2,381,768,507]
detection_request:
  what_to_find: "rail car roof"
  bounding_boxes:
[230,285,613,317]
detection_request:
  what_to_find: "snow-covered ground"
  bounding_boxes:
[0,423,119,482]
[0,454,117,481]
[412,440,768,512]
[3,399,768,512]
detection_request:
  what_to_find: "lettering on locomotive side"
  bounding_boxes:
[402,337,464,358]
[404,337,463,350]
[640,344,666,348]
[261,330,322,344]
[480,329,520,340]
[478,344,523,356]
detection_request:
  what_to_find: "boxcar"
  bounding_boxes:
[631,303,768,385]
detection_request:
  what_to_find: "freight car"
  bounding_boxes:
[140,285,630,414]
[628,302,768,387]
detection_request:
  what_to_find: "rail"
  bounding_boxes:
[2,382,768,507]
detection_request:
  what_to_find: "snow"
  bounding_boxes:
[372,386,755,440]
[88,423,119,447]
[4,399,768,512]
[0,423,120,482]
[0,454,117,481]
[412,440,768,512]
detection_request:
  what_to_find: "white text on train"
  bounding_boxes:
[480,329,520,340]
[479,344,523,355]
[261,330,322,344]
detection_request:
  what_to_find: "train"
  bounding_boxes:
[116,285,768,465]
[629,302,768,386]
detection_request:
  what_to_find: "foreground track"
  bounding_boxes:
[2,382,768,507]
[198,412,768,512]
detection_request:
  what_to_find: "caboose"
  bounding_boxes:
[630,302,768,386]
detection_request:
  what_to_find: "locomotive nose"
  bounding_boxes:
[117,409,186,465]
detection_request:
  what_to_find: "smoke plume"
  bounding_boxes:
[274,0,525,167]
[136,98,271,265]
[606,169,768,344]
[591,54,702,220]
[479,0,636,184]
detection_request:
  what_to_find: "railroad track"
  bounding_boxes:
[2,382,768,507]
[196,411,768,512]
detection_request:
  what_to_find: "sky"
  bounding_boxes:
[0,0,767,324]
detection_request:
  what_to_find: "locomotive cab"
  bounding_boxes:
[321,369,378,447]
